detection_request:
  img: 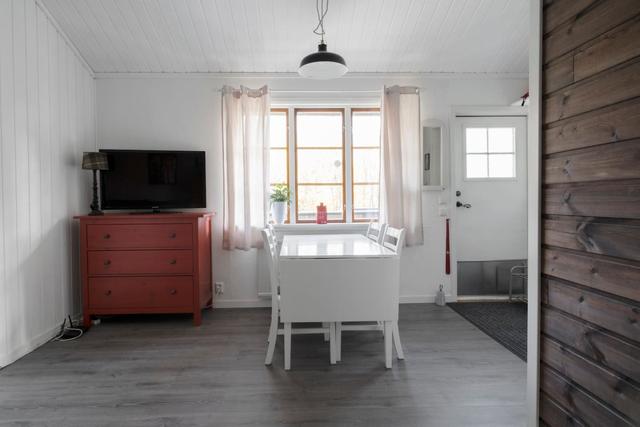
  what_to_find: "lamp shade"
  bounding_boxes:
[82,152,109,170]
[298,43,348,79]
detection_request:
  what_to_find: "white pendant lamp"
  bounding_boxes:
[298,0,348,79]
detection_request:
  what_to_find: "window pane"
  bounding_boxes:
[296,111,343,147]
[352,148,380,183]
[353,184,379,221]
[269,149,287,184]
[297,149,343,183]
[352,111,380,147]
[488,128,514,153]
[270,112,287,148]
[466,128,487,153]
[466,154,488,178]
[297,185,343,221]
[489,154,515,178]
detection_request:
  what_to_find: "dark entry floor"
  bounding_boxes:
[449,302,528,361]
[0,304,525,427]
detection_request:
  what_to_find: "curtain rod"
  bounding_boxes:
[216,88,421,94]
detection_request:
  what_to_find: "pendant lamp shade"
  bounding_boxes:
[298,43,348,79]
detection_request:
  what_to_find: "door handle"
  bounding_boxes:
[456,201,471,208]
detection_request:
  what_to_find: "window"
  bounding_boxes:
[269,107,381,223]
[351,109,381,221]
[295,109,345,222]
[269,109,289,222]
[464,127,516,179]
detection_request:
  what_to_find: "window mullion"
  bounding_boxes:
[345,107,353,223]
[288,106,296,223]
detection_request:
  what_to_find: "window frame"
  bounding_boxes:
[350,107,381,222]
[269,108,290,223]
[293,108,347,223]
[463,126,518,182]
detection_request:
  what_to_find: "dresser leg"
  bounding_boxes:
[83,314,92,330]
[193,309,202,326]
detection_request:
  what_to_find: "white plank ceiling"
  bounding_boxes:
[41,0,529,74]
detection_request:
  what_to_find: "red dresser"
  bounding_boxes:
[75,212,213,328]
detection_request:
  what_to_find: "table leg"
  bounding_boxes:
[384,321,392,369]
[329,322,337,365]
[284,322,291,370]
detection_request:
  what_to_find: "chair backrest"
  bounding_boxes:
[366,221,386,244]
[261,229,279,300]
[381,226,406,257]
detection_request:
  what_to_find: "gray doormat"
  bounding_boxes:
[448,302,527,361]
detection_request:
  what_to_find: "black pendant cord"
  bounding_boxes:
[313,0,329,43]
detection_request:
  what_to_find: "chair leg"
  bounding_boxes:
[336,322,342,362]
[384,321,392,369]
[392,321,404,360]
[264,313,278,365]
[329,322,337,365]
[284,322,291,370]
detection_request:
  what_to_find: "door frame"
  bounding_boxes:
[448,106,529,302]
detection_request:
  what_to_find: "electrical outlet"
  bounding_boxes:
[215,282,224,295]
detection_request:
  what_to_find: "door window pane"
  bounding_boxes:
[465,128,487,153]
[465,126,516,179]
[488,154,515,178]
[466,154,488,178]
[488,128,514,152]
[297,185,343,221]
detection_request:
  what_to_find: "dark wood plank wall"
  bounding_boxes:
[540,0,640,425]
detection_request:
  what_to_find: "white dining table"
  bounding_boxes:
[278,233,400,368]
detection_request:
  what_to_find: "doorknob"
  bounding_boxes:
[456,201,471,208]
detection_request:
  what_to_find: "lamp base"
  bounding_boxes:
[89,209,104,216]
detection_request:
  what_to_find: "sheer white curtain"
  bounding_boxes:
[379,86,424,246]
[222,85,270,250]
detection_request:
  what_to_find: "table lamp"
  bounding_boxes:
[82,152,109,215]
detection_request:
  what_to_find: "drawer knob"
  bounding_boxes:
[169,259,177,265]
[105,290,112,296]
[169,289,177,295]
[103,233,111,239]
[104,260,111,266]
[169,232,177,239]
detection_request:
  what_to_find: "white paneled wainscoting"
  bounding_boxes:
[0,0,96,367]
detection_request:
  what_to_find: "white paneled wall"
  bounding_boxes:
[0,0,95,367]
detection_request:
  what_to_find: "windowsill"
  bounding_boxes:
[272,223,368,231]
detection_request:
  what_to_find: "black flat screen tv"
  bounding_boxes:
[99,149,206,210]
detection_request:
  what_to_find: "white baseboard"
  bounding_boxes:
[215,294,455,308]
[0,323,61,368]
[456,295,511,302]
[213,299,272,308]
[399,294,457,304]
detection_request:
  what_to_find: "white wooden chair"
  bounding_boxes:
[365,221,386,243]
[262,229,335,370]
[335,226,406,364]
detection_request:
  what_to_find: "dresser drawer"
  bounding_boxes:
[89,276,192,309]
[88,250,193,276]
[87,224,192,249]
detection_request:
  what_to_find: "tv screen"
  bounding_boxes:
[99,149,206,210]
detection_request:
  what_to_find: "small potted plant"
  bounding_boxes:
[270,184,291,224]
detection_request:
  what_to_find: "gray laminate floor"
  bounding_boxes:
[0,304,526,427]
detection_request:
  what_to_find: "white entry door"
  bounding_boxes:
[453,116,527,263]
